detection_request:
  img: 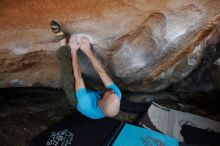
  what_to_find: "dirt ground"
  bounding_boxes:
[0,88,219,146]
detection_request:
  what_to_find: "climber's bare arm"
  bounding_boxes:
[70,36,85,90]
[80,36,113,86]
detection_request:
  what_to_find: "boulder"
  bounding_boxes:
[0,0,220,92]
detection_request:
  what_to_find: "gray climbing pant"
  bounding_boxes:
[56,46,77,108]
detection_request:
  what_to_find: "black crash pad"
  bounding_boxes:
[29,111,122,146]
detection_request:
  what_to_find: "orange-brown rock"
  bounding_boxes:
[0,0,220,92]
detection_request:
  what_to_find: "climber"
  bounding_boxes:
[50,20,121,119]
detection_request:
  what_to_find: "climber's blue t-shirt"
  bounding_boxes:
[76,83,122,119]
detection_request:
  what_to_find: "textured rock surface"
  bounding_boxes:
[1,0,220,92]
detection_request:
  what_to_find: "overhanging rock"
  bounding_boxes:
[0,0,220,92]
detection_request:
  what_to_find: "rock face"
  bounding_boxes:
[0,0,220,92]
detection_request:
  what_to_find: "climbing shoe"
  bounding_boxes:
[50,20,68,40]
